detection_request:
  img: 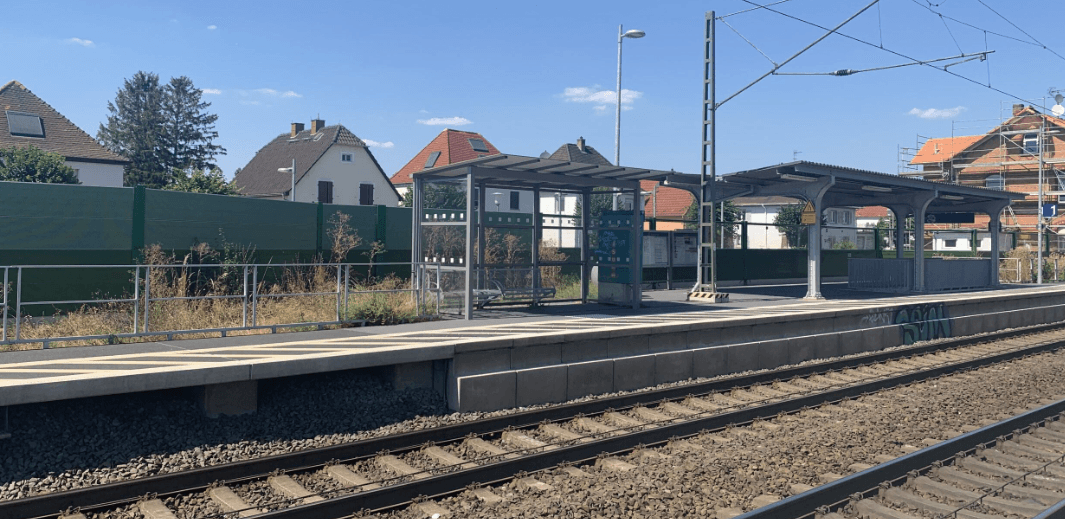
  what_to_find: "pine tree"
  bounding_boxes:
[97,71,168,188]
[161,76,225,171]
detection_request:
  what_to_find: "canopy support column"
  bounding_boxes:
[532,187,541,305]
[581,189,591,304]
[463,168,475,320]
[907,192,937,292]
[803,176,835,300]
[887,205,910,260]
[631,185,642,310]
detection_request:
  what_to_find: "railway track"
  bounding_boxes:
[739,399,1065,519]
[8,322,1065,519]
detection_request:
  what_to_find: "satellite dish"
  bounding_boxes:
[1053,104,1065,117]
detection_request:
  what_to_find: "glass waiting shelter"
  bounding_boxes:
[411,154,679,319]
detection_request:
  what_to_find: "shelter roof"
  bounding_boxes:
[706,161,1023,214]
[413,154,682,191]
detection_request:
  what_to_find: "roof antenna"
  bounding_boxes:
[793,150,802,161]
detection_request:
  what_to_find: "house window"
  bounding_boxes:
[424,151,441,169]
[318,181,334,204]
[1023,133,1039,154]
[944,239,958,248]
[359,183,374,206]
[6,111,44,137]
[510,191,520,210]
[985,175,1005,190]
[469,138,488,152]
[557,195,565,213]
[341,153,353,162]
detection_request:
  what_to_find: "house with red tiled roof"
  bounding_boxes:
[907,104,1065,244]
[234,118,399,206]
[0,80,128,186]
[391,129,502,203]
[641,179,694,231]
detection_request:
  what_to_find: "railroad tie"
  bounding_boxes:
[423,446,477,469]
[376,455,430,480]
[818,473,843,484]
[980,448,1047,472]
[57,513,87,519]
[414,501,450,518]
[267,474,325,504]
[1033,426,1065,443]
[909,477,1043,518]
[514,477,554,492]
[789,483,813,495]
[325,464,381,490]
[602,412,646,430]
[595,457,636,472]
[208,485,266,517]
[464,437,518,459]
[501,430,551,451]
[852,498,923,519]
[872,454,897,463]
[680,397,723,412]
[659,401,700,416]
[999,440,1063,461]
[749,494,780,509]
[538,423,586,443]
[470,487,504,504]
[881,487,1002,519]
[631,406,675,423]
[714,507,744,519]
[137,499,179,519]
[848,463,873,473]
[936,466,1065,504]
[560,466,588,478]
[1016,434,1065,453]
[574,417,616,435]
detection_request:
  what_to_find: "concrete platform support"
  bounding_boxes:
[385,361,445,392]
[199,380,257,418]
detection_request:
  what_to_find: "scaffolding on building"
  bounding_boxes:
[900,100,1065,250]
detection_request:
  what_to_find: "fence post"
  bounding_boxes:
[131,186,146,264]
[251,266,259,327]
[133,266,140,334]
[335,264,342,322]
[14,267,22,341]
[316,203,325,260]
[143,266,151,333]
[344,265,350,320]
[242,265,249,328]
[1,266,7,343]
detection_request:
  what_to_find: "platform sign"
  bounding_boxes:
[642,233,669,267]
[800,201,817,225]
[596,211,636,284]
[924,212,975,224]
[1043,204,1057,218]
[672,233,698,266]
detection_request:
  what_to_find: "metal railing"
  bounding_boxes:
[0,261,442,349]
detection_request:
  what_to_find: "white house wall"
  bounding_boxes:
[294,144,399,206]
[68,160,123,187]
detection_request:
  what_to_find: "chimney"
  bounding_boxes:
[290,122,305,137]
[577,136,586,152]
[1013,104,1025,116]
[310,118,325,135]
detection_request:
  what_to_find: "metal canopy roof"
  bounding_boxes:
[665,161,1023,214]
[412,154,678,190]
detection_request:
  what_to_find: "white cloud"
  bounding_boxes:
[561,86,642,112]
[907,106,967,119]
[239,100,261,106]
[255,88,278,96]
[363,139,395,149]
[419,109,430,114]
[207,25,217,30]
[248,88,302,99]
[201,88,222,95]
[67,37,94,47]
[417,116,472,126]
[281,91,302,98]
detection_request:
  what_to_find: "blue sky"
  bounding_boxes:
[5,0,1064,180]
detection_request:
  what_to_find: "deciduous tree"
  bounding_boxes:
[0,145,79,184]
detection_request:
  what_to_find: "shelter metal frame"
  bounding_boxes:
[412,155,679,319]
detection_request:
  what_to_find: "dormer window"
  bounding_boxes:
[341,153,353,162]
[6,111,44,138]
[1023,133,1039,154]
[469,138,488,152]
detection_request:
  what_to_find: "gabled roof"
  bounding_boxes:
[911,135,984,164]
[234,124,397,198]
[548,141,612,166]
[0,80,128,164]
[641,179,694,219]
[856,206,891,218]
[390,129,501,186]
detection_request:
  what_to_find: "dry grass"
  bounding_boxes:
[3,242,431,351]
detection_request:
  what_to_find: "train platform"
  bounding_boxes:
[1,283,1064,415]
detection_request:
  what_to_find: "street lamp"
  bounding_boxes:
[614,25,645,210]
[277,159,295,201]
[493,192,503,212]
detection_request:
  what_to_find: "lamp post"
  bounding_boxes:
[277,159,295,201]
[614,24,645,210]
[493,192,503,212]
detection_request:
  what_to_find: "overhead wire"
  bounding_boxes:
[938,13,964,54]
[720,17,778,66]
[736,0,1034,105]
[909,0,1042,47]
[718,0,795,20]
[976,0,1065,63]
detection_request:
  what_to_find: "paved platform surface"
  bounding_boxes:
[0,283,1060,407]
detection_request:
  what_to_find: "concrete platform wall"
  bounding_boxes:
[451,293,1065,412]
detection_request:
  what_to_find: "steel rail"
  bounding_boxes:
[734,399,1065,519]
[4,320,1065,519]
[255,327,1065,519]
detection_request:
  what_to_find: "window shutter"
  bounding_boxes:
[360,184,374,205]
[318,181,334,204]
[510,191,519,210]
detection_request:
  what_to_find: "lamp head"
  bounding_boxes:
[622,29,645,39]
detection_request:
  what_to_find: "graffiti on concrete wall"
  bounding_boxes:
[895,303,951,345]
[859,311,892,328]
